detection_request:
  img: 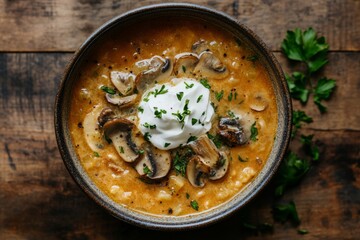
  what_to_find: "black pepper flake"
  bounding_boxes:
[241,56,245,60]
[223,53,227,57]
[77,122,83,128]
[168,208,173,214]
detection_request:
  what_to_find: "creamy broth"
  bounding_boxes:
[69,18,277,216]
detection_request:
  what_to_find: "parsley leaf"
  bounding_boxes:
[215,90,224,102]
[200,78,211,89]
[250,122,258,141]
[275,151,310,196]
[138,106,144,113]
[292,110,313,137]
[143,122,156,129]
[182,65,186,73]
[173,151,191,177]
[93,151,100,157]
[191,118,197,125]
[300,134,319,161]
[313,77,336,113]
[143,164,152,176]
[281,27,329,73]
[154,108,167,119]
[187,136,198,143]
[144,132,151,141]
[207,133,223,149]
[286,72,309,103]
[228,92,233,101]
[153,85,168,97]
[164,142,171,148]
[273,201,300,225]
[100,86,116,95]
[184,82,194,89]
[246,55,259,62]
[177,92,184,101]
[190,200,199,211]
[197,95,203,103]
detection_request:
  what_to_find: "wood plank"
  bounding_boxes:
[0,0,359,52]
[0,52,359,239]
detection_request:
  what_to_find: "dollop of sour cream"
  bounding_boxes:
[138,78,214,150]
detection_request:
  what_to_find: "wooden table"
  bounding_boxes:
[1,1,359,239]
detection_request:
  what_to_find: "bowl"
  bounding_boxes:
[54,3,292,230]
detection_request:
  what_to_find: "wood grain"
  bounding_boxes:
[0,0,359,52]
[0,51,359,239]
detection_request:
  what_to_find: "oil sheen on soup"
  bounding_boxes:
[69,18,278,216]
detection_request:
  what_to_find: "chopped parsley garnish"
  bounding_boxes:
[144,132,152,141]
[200,78,211,89]
[153,85,168,97]
[314,77,336,113]
[215,90,224,101]
[250,122,258,141]
[238,155,248,162]
[176,92,184,101]
[246,55,259,62]
[119,146,124,153]
[186,193,190,199]
[138,106,144,113]
[173,152,190,176]
[137,149,144,154]
[182,65,186,73]
[228,92,233,101]
[154,108,167,119]
[234,92,238,100]
[197,95,203,103]
[172,99,191,128]
[273,201,300,225]
[191,118,197,125]
[292,110,313,137]
[187,136,198,143]
[143,164,152,176]
[190,200,199,211]
[93,151,100,157]
[184,82,194,89]
[100,86,116,95]
[164,142,171,148]
[143,122,156,129]
[227,110,236,118]
[207,133,223,149]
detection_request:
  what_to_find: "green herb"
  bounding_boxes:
[172,99,191,128]
[144,132,151,141]
[143,164,152,176]
[186,193,190,199]
[200,78,211,89]
[227,110,236,118]
[119,146,124,154]
[250,122,258,141]
[228,92,233,101]
[300,134,319,161]
[182,65,186,73]
[154,108,167,119]
[138,106,144,113]
[164,142,171,148]
[143,122,156,129]
[246,55,259,62]
[275,151,310,196]
[93,151,100,157]
[207,133,223,149]
[282,27,336,112]
[100,86,116,95]
[314,77,336,113]
[273,201,300,225]
[298,229,309,235]
[184,81,194,89]
[137,149,144,154]
[176,92,184,101]
[292,110,313,137]
[215,90,224,102]
[187,136,198,143]
[238,155,248,162]
[153,85,168,97]
[173,151,190,176]
[234,92,238,100]
[197,95,203,103]
[191,118,197,125]
[286,72,309,103]
[190,200,199,211]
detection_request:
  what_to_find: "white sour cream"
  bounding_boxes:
[138,78,214,150]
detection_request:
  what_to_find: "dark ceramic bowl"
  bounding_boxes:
[54,3,292,230]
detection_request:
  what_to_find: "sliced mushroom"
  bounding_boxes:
[191,39,210,55]
[135,56,172,92]
[194,52,229,79]
[135,145,171,179]
[98,108,115,127]
[173,53,199,76]
[186,155,210,188]
[83,105,106,151]
[209,152,229,180]
[103,118,141,162]
[105,93,137,108]
[189,135,220,167]
[110,71,136,95]
[249,93,269,112]
[218,117,247,147]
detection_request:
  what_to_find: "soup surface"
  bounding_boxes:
[69,17,277,216]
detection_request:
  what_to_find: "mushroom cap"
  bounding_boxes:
[105,93,137,108]
[83,105,106,152]
[110,71,135,96]
[186,155,209,188]
[218,118,248,147]
[209,152,229,180]
[173,53,199,76]
[98,107,115,127]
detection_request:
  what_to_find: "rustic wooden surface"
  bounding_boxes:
[0,1,359,239]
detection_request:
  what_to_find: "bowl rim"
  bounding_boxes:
[54,2,292,230]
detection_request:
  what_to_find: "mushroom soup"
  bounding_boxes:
[69,18,277,216]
